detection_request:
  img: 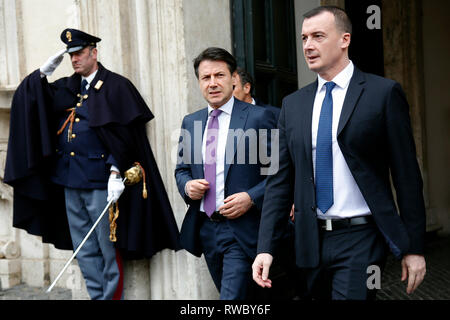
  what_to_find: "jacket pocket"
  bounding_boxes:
[85,153,109,182]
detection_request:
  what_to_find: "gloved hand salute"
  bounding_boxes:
[40,48,66,76]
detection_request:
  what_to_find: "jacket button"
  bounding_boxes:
[101,154,105,158]
[71,134,76,139]
[70,152,75,157]
[75,118,80,122]
[76,102,82,107]
[311,206,316,211]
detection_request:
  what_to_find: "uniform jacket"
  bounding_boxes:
[51,78,116,189]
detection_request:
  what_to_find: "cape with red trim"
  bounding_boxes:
[4,63,180,259]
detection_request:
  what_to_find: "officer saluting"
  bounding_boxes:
[4,29,180,300]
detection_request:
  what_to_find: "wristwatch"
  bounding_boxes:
[111,172,121,179]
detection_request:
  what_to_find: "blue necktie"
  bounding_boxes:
[81,79,88,95]
[315,81,336,214]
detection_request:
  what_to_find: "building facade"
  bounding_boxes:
[0,0,449,299]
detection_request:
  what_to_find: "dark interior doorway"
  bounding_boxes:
[232,0,298,108]
[345,0,384,76]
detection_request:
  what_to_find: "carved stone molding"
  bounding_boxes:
[0,241,20,259]
[0,0,21,88]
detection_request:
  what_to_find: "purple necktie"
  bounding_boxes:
[203,108,222,217]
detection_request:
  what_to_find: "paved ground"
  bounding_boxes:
[0,284,72,300]
[1,233,449,300]
[377,232,450,300]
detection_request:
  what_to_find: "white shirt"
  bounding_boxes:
[82,69,98,89]
[200,96,234,212]
[311,61,371,220]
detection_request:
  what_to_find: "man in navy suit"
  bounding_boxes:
[233,67,281,121]
[175,47,276,299]
[252,6,426,300]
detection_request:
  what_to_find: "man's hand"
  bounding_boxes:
[185,179,209,200]
[401,254,426,294]
[40,49,67,77]
[289,204,295,222]
[107,172,125,203]
[218,192,253,219]
[252,253,273,288]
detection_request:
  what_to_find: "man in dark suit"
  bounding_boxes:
[233,67,281,120]
[252,6,426,300]
[175,47,276,299]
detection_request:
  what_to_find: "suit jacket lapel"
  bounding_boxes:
[337,67,366,136]
[224,100,249,181]
[192,108,208,179]
[302,81,318,169]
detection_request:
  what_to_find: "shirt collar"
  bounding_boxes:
[317,60,354,92]
[208,96,234,116]
[251,98,256,105]
[82,69,98,86]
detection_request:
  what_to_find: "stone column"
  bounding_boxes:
[0,0,21,290]
[123,0,220,299]
[382,0,437,230]
[294,0,321,89]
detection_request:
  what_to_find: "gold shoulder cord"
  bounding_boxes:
[109,162,148,242]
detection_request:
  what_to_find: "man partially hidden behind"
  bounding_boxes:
[233,67,281,121]
[4,28,180,299]
[253,6,426,300]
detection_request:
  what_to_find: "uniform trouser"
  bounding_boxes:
[199,219,253,300]
[304,222,387,300]
[64,188,123,300]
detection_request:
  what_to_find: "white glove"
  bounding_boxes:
[107,174,125,203]
[40,49,67,76]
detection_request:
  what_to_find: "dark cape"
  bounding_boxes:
[4,63,180,259]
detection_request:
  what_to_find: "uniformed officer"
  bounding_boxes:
[6,28,181,300]
[40,29,125,300]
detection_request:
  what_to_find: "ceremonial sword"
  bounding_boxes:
[46,177,127,293]
[46,162,147,293]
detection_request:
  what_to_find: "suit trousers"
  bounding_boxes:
[304,222,387,300]
[199,218,253,300]
[64,188,122,300]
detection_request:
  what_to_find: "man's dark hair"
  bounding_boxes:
[193,47,237,79]
[303,6,352,34]
[236,67,255,96]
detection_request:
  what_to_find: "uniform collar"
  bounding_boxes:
[82,69,99,86]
